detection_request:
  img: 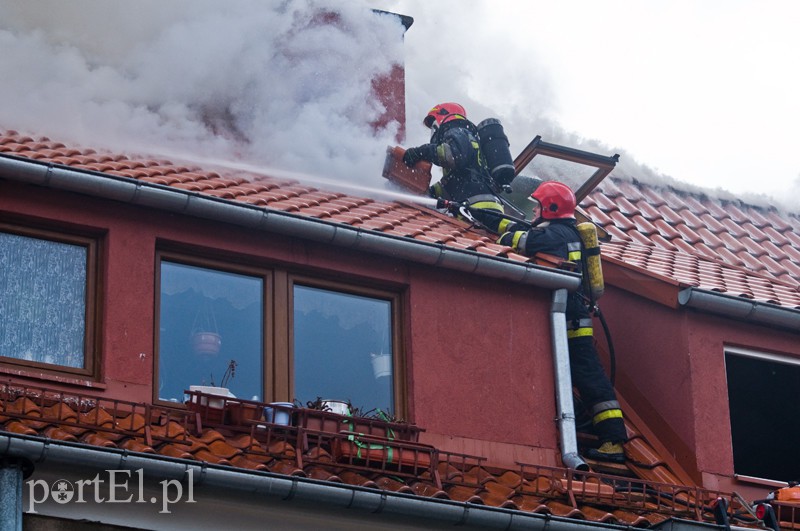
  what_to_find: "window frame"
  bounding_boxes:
[153,250,273,407]
[285,274,406,419]
[0,222,100,379]
[153,250,407,418]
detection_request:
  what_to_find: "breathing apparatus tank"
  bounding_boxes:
[577,222,604,302]
[477,118,515,186]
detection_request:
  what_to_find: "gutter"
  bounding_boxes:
[678,288,800,332]
[550,290,589,471]
[1,433,623,531]
[0,155,581,292]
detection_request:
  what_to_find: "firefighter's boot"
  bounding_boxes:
[585,442,625,463]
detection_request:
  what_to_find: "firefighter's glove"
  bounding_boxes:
[428,182,444,198]
[402,144,434,167]
[496,231,526,251]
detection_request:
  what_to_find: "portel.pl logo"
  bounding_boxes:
[27,469,196,514]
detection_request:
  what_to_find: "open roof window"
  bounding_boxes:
[725,347,800,483]
[505,136,619,225]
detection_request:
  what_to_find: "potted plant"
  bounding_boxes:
[295,398,422,442]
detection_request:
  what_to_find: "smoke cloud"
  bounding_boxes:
[0,0,405,184]
[1,1,797,214]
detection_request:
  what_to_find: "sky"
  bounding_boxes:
[1,1,798,212]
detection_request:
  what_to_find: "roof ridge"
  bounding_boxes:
[600,176,800,220]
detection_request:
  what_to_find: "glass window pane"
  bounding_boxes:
[0,231,87,368]
[725,352,800,482]
[158,261,263,403]
[293,285,394,414]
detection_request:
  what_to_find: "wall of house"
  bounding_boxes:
[0,180,561,466]
[599,283,798,496]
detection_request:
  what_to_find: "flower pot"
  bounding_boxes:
[321,400,350,415]
[264,402,294,426]
[186,386,235,424]
[333,435,434,474]
[191,332,222,356]
[228,402,263,425]
[370,353,392,379]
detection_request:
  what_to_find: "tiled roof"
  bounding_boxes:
[586,180,800,306]
[3,130,799,312]
[0,384,763,528]
[0,131,524,263]
[3,130,797,312]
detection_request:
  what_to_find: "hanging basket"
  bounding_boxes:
[191,332,222,357]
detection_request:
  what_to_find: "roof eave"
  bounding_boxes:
[678,287,800,332]
[0,154,581,292]
[1,432,627,531]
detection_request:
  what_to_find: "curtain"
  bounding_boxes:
[0,231,87,368]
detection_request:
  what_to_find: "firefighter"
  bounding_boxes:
[497,180,627,463]
[402,102,511,234]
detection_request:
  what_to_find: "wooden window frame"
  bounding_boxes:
[0,222,101,379]
[153,249,407,419]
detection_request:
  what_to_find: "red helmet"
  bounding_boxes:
[423,102,466,129]
[530,181,576,220]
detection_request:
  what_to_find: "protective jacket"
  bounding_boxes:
[517,218,627,444]
[411,119,505,233]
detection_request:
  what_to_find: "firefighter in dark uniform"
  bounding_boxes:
[402,102,513,234]
[497,180,627,463]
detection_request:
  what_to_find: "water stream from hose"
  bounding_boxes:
[144,148,439,208]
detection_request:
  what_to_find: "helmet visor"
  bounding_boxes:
[528,196,542,219]
[423,114,436,129]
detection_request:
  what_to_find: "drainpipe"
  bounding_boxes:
[550,290,589,471]
[0,457,32,531]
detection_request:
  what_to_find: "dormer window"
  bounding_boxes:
[725,346,800,483]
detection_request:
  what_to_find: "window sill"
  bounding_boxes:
[734,474,789,489]
[0,366,105,390]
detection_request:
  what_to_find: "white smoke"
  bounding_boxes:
[0,0,405,184]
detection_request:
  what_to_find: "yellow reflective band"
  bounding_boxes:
[511,231,524,249]
[471,201,503,212]
[567,327,593,339]
[593,409,624,424]
[568,251,581,261]
[498,218,512,233]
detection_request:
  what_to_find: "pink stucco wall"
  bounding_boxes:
[1,181,561,464]
[600,281,799,494]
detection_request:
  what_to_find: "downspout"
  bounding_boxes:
[550,289,589,471]
[1,433,621,531]
[0,156,581,292]
[0,457,32,531]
